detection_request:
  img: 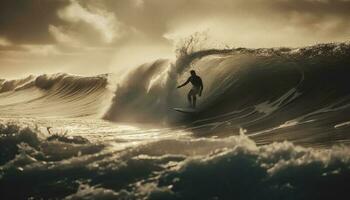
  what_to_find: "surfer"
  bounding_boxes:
[177,70,203,108]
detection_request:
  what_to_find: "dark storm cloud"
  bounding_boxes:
[0,0,69,44]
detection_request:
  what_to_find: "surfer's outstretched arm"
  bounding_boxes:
[177,78,190,88]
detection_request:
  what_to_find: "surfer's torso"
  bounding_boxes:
[188,75,202,88]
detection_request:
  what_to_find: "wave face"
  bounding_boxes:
[104,42,350,145]
[1,42,350,200]
[0,73,112,118]
[1,42,349,145]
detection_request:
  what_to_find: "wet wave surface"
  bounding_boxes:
[1,42,350,199]
[103,42,350,146]
[0,73,112,118]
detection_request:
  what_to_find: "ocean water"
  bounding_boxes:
[1,42,350,199]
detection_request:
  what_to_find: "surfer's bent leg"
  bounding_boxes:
[193,95,197,108]
[187,90,193,106]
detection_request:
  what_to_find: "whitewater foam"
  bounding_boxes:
[3,122,349,199]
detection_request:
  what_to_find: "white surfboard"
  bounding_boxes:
[173,107,198,114]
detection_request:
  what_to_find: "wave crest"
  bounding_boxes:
[0,73,112,118]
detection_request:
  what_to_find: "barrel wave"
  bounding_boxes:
[104,42,350,146]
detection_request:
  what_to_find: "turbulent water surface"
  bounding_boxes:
[1,42,350,200]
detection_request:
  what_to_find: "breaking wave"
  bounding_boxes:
[101,42,350,145]
[1,42,350,199]
[0,73,112,118]
[1,42,350,145]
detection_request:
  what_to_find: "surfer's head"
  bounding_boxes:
[190,70,196,76]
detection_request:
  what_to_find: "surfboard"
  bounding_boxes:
[173,107,198,114]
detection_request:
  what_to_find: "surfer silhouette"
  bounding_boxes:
[177,70,203,108]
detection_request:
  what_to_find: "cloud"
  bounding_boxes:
[0,0,69,44]
[0,37,11,46]
[22,45,60,56]
[96,0,350,47]
[48,25,80,46]
[0,0,349,78]
[57,0,123,44]
[1,0,349,47]
[134,0,145,8]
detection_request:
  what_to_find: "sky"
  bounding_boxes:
[0,0,349,79]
